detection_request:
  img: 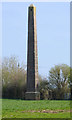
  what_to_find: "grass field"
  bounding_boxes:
[2,99,71,118]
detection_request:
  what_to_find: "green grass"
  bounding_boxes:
[2,99,71,118]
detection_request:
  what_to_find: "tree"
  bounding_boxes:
[2,56,27,99]
[38,77,49,100]
[48,64,70,99]
[68,68,72,99]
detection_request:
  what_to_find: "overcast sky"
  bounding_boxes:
[2,2,70,77]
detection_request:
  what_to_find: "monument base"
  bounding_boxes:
[25,92,40,100]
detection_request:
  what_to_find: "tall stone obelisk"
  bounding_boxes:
[25,4,40,100]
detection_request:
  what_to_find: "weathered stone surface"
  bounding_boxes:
[25,92,40,100]
[25,4,40,100]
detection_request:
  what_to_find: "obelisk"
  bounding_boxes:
[25,4,40,100]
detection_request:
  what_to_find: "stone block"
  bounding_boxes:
[25,92,40,100]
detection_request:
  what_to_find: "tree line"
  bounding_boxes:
[2,56,71,100]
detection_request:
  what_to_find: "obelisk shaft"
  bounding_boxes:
[27,5,38,92]
[25,4,40,100]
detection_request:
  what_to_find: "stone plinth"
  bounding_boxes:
[25,92,40,100]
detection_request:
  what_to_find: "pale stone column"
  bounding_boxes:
[25,4,40,100]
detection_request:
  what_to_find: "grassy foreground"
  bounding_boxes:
[2,99,71,118]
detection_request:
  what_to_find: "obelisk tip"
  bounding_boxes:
[29,4,35,7]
